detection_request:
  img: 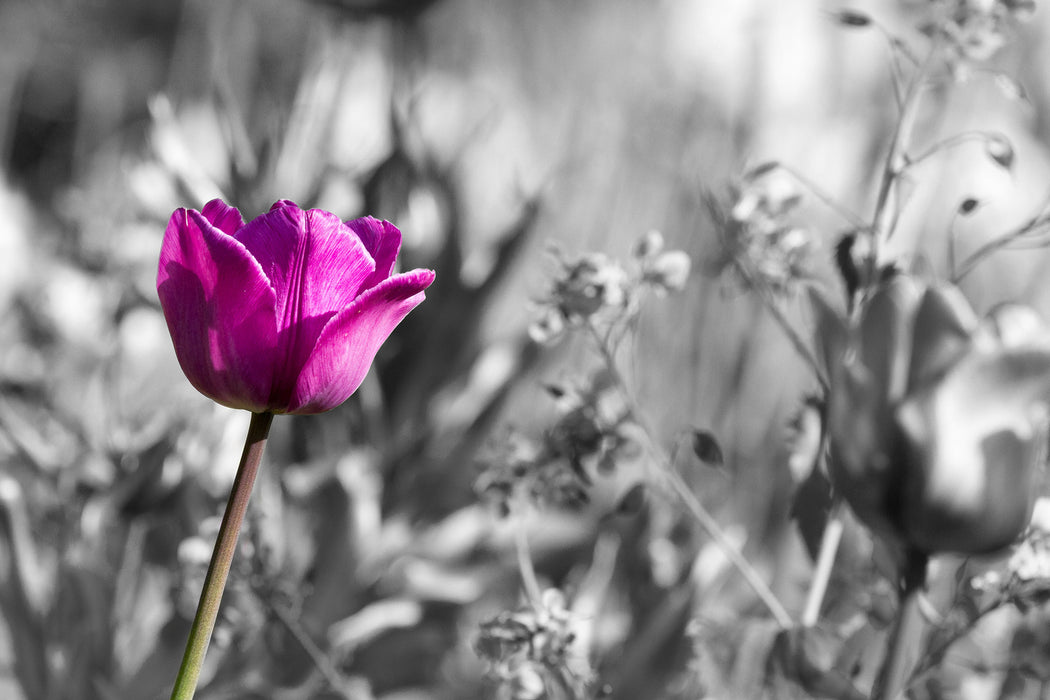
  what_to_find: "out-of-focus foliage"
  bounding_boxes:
[2,0,1050,699]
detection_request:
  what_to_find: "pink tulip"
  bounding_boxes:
[158,199,434,414]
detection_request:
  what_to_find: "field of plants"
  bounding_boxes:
[1,1,1050,698]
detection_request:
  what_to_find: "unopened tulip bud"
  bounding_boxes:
[827,276,1050,556]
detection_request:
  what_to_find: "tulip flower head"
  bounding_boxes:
[158,199,434,414]
[823,275,1050,556]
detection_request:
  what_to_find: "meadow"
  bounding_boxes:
[1,1,1049,698]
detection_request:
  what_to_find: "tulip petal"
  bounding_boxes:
[235,202,378,404]
[859,276,922,403]
[201,199,245,236]
[347,217,402,290]
[906,286,976,391]
[897,348,1050,553]
[157,208,277,411]
[236,203,377,324]
[904,427,1037,553]
[829,277,921,545]
[287,268,435,414]
[828,364,907,539]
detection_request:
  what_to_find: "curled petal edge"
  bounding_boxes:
[287,268,435,414]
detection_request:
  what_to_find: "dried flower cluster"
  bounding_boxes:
[475,371,636,515]
[709,172,817,293]
[474,589,593,700]
[529,232,690,345]
[925,0,1036,66]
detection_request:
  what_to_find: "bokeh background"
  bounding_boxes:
[2,0,1050,698]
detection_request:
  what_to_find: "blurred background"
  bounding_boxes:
[1,0,1050,698]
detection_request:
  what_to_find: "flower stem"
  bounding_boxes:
[586,324,793,629]
[170,411,274,700]
[952,193,1050,282]
[801,500,844,627]
[513,502,544,608]
[664,469,794,628]
[731,259,829,393]
[870,43,936,249]
[873,551,928,700]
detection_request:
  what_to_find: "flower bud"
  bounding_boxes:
[158,199,434,414]
[632,230,664,259]
[643,250,692,294]
[826,276,1050,556]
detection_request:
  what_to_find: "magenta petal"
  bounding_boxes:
[201,199,245,236]
[287,268,435,414]
[347,217,402,290]
[236,203,377,326]
[269,199,298,212]
[235,203,378,406]
[157,208,278,411]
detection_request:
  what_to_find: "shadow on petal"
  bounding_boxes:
[159,264,278,411]
[903,427,1038,554]
[158,208,279,411]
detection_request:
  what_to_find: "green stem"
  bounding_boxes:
[170,411,275,700]
[873,551,929,700]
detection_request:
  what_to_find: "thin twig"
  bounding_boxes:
[734,261,830,394]
[905,595,1008,688]
[953,193,1050,282]
[513,499,545,608]
[267,599,367,700]
[586,325,794,629]
[905,130,1005,168]
[870,42,939,254]
[771,164,869,232]
[801,499,844,627]
[881,33,917,109]
[663,470,793,629]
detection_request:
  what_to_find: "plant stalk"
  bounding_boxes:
[801,500,844,627]
[170,411,274,700]
[873,551,928,700]
[587,325,793,629]
[513,500,544,608]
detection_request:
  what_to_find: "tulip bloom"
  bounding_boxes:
[158,199,434,414]
[824,276,1050,555]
